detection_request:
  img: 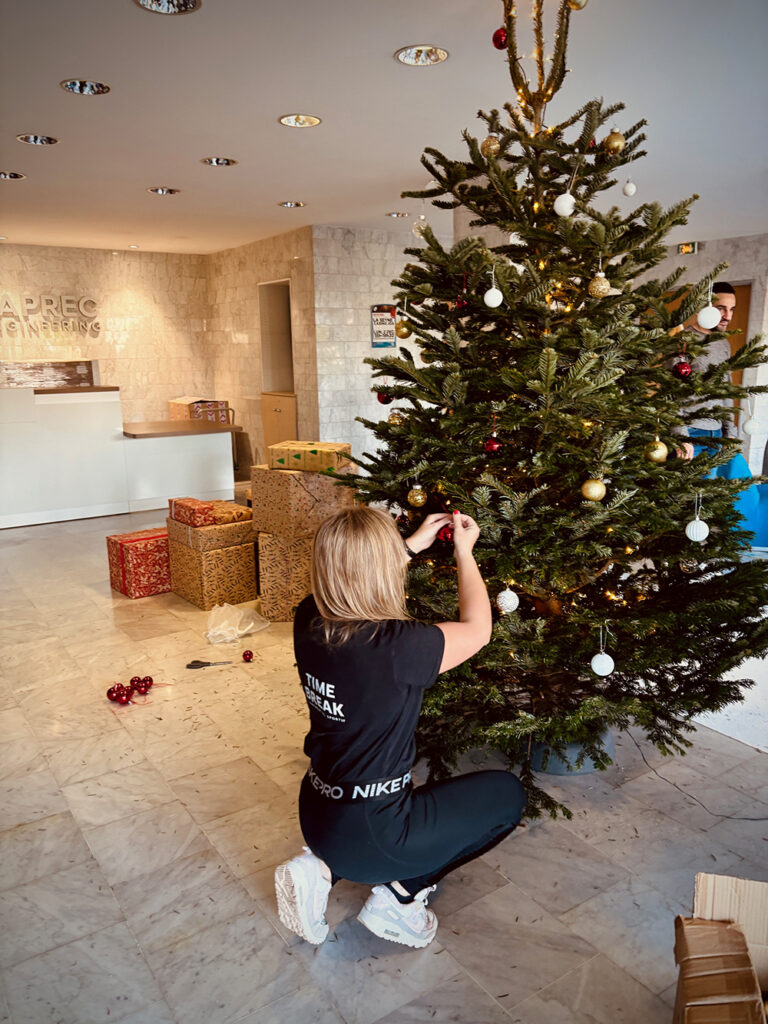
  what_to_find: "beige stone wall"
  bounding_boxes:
[0,245,209,425]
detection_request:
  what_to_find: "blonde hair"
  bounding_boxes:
[311,506,411,645]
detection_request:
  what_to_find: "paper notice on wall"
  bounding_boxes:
[370,304,396,348]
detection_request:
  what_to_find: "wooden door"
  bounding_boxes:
[261,391,297,451]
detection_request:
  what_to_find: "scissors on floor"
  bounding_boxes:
[186,659,232,669]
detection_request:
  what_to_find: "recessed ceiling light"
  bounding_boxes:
[147,186,181,195]
[277,200,306,208]
[394,45,449,67]
[386,211,409,218]
[128,244,139,249]
[278,114,322,128]
[133,0,201,12]
[0,171,26,180]
[17,134,59,146]
[60,79,111,95]
[201,157,237,166]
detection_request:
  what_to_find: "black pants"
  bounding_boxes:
[299,769,526,897]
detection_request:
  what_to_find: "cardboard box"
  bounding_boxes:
[250,464,356,538]
[673,874,768,1024]
[168,396,230,424]
[166,516,254,552]
[258,532,312,621]
[168,538,257,611]
[168,498,251,527]
[106,528,171,600]
[268,440,352,474]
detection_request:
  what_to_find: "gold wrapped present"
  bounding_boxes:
[268,440,352,473]
[211,500,252,524]
[166,517,254,552]
[168,538,257,610]
[250,465,355,538]
[258,532,312,621]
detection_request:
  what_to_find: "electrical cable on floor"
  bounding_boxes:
[627,731,768,822]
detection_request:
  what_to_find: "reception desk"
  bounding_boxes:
[0,389,240,529]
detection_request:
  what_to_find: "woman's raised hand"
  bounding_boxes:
[451,510,480,557]
[406,512,452,554]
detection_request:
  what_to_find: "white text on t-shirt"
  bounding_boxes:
[303,672,345,722]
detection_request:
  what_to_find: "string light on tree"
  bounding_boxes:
[685,492,710,543]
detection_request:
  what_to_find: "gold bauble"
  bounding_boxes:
[395,319,412,339]
[643,437,668,464]
[407,484,427,508]
[480,134,501,159]
[387,410,406,427]
[603,130,626,155]
[567,0,588,8]
[587,271,610,298]
[581,478,606,502]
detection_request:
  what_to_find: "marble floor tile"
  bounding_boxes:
[373,970,511,1024]
[113,846,256,954]
[202,788,301,878]
[43,730,145,787]
[0,811,93,891]
[488,819,631,915]
[428,855,510,918]
[62,759,176,829]
[291,915,462,1024]
[507,953,671,1023]
[0,765,68,831]
[436,882,597,1008]
[24,694,125,743]
[0,737,46,781]
[3,922,168,1024]
[140,721,247,781]
[169,755,277,824]
[0,858,123,967]
[150,910,308,1024]
[235,983,346,1024]
[558,876,686,994]
[84,799,212,886]
[0,707,36,742]
[705,800,768,863]
[717,752,768,804]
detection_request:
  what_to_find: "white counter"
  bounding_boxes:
[0,390,236,528]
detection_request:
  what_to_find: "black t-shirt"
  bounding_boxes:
[293,595,445,785]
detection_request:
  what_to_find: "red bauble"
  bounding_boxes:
[588,138,596,150]
[141,675,153,688]
[492,26,507,49]
[116,690,132,705]
[377,392,394,405]
[242,650,254,663]
[672,359,692,380]
[483,434,503,453]
[106,685,121,702]
[135,682,150,696]
[437,525,454,543]
[130,675,141,686]
[454,296,468,310]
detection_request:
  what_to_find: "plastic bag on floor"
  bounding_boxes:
[206,603,270,644]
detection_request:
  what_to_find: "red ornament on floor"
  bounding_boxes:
[116,690,132,705]
[141,675,154,688]
[135,681,150,696]
[130,675,142,686]
[242,650,254,663]
[106,685,122,702]
[437,525,454,543]
[492,26,507,49]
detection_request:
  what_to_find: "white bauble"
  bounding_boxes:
[591,652,615,677]
[484,286,504,308]
[685,518,710,543]
[553,191,576,217]
[496,588,520,614]
[622,180,637,197]
[697,304,721,330]
[741,418,757,436]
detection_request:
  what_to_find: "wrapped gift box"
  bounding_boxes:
[166,516,254,552]
[250,465,355,538]
[258,532,312,621]
[106,528,171,600]
[169,498,251,527]
[268,440,352,473]
[168,538,257,610]
[168,396,230,424]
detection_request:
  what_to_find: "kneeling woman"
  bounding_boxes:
[275,505,526,948]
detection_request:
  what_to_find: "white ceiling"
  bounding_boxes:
[1,0,767,255]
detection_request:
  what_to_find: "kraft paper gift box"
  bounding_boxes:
[106,528,171,600]
[168,396,230,424]
[250,464,356,538]
[168,498,251,527]
[168,538,257,611]
[211,500,251,524]
[268,440,352,473]
[166,516,254,552]
[258,532,312,621]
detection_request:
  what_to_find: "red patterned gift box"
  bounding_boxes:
[106,529,171,600]
[168,497,215,527]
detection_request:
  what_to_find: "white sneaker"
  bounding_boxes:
[357,884,438,948]
[274,847,332,944]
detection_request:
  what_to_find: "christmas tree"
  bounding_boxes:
[352,0,768,816]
